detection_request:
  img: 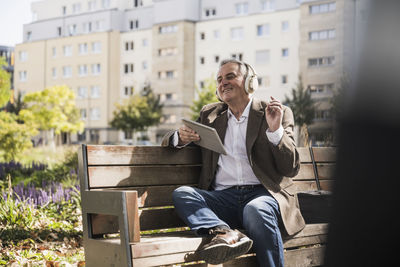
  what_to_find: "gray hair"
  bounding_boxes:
[218,58,248,78]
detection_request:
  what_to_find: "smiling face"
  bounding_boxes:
[216,62,249,105]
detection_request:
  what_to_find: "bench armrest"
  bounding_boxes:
[81,189,140,243]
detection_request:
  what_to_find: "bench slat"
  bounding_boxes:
[87,145,201,165]
[312,147,336,162]
[140,208,186,231]
[88,165,201,188]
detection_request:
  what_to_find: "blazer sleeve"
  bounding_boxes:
[269,106,300,177]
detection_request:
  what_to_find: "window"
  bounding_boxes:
[133,0,142,7]
[255,50,270,64]
[257,24,270,37]
[72,3,81,13]
[308,56,335,67]
[130,20,139,30]
[309,2,336,14]
[19,51,28,62]
[52,47,57,57]
[214,30,221,39]
[235,2,249,15]
[314,110,332,120]
[57,27,62,36]
[83,22,93,33]
[26,31,32,41]
[63,45,72,56]
[78,65,88,76]
[200,32,205,40]
[282,48,289,58]
[88,1,96,10]
[308,83,334,94]
[281,75,288,84]
[200,57,205,64]
[215,55,220,63]
[91,86,101,98]
[231,53,243,61]
[258,76,270,87]
[282,21,289,32]
[91,64,101,75]
[142,61,148,70]
[78,130,86,141]
[77,87,88,98]
[204,8,216,17]
[124,131,133,139]
[63,66,72,78]
[158,47,177,56]
[166,71,175,78]
[68,24,77,36]
[62,6,67,15]
[95,20,105,31]
[159,25,178,34]
[231,27,244,40]
[309,29,336,40]
[125,41,134,51]
[124,86,134,96]
[92,42,101,53]
[142,38,148,46]
[52,68,57,79]
[261,0,275,11]
[162,114,177,124]
[79,43,88,54]
[80,109,87,120]
[90,108,100,120]
[19,71,27,82]
[124,63,134,74]
[102,0,110,8]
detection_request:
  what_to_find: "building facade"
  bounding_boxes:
[14,0,367,146]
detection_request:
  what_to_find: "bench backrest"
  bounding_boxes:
[79,145,335,238]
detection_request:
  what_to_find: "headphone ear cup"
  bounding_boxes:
[245,75,258,94]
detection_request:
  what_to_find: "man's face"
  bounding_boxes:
[216,62,248,104]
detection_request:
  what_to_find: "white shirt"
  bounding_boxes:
[173,98,283,190]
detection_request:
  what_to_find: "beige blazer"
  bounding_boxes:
[162,98,305,236]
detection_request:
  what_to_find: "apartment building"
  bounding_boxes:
[16,0,367,146]
[299,0,369,145]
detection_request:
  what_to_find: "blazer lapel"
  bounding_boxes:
[246,99,265,159]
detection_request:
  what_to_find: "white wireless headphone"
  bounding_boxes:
[216,61,259,101]
[244,63,259,94]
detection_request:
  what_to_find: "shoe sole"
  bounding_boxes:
[197,237,253,265]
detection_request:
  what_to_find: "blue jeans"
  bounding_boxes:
[172,186,284,267]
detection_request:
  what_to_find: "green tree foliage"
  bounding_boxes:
[20,85,84,135]
[0,57,11,108]
[0,111,38,161]
[284,76,316,146]
[190,76,219,120]
[110,86,162,138]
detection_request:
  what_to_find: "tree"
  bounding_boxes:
[0,57,11,108]
[110,86,162,142]
[0,111,38,161]
[284,76,316,146]
[20,85,84,148]
[190,76,219,120]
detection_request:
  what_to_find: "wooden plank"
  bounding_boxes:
[90,214,119,236]
[284,246,325,267]
[316,163,335,180]
[88,165,201,188]
[126,191,140,242]
[312,147,336,162]
[293,164,315,180]
[298,147,312,163]
[139,208,186,231]
[87,145,201,165]
[293,180,333,192]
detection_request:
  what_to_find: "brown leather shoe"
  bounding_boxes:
[197,228,253,264]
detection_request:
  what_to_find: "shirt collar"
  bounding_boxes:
[227,98,253,120]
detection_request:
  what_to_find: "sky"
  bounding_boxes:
[0,0,37,47]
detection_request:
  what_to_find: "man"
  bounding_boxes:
[162,59,305,266]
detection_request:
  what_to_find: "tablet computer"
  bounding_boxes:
[182,118,227,155]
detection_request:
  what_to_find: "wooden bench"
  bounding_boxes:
[78,145,336,267]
